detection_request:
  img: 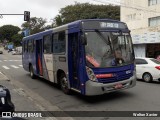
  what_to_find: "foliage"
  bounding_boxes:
[53,3,120,26]
[44,25,53,30]
[53,15,63,26]
[0,25,20,42]
[21,17,47,35]
[11,34,23,46]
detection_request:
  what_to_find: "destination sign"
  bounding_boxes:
[100,22,119,28]
[82,20,128,30]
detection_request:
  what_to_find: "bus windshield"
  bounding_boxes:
[85,31,134,68]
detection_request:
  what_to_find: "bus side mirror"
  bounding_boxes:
[81,35,87,45]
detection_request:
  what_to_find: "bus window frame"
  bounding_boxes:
[52,31,66,55]
[25,40,28,53]
[23,41,25,53]
[27,39,34,53]
[43,34,52,54]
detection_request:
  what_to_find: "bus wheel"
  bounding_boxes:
[60,74,71,94]
[29,65,36,79]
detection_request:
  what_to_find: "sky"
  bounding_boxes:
[0,0,120,28]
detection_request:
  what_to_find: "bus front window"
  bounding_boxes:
[85,32,134,68]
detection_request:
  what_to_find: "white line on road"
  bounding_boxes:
[13,60,22,61]
[10,65,19,68]
[0,60,2,62]
[19,65,23,67]
[2,66,10,69]
[0,71,8,80]
[2,60,22,62]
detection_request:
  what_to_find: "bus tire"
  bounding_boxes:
[60,73,71,94]
[29,65,36,79]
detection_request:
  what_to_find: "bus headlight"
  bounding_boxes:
[86,66,98,82]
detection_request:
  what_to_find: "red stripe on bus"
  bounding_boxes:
[96,74,113,78]
[38,55,43,76]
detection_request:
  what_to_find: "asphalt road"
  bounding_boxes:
[0,50,160,120]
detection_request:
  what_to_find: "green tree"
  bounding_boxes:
[21,17,47,35]
[54,15,63,26]
[44,25,53,30]
[0,25,20,42]
[53,3,120,26]
[11,34,23,46]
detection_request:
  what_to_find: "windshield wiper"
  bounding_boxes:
[95,29,113,52]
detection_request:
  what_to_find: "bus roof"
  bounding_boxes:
[23,19,127,41]
[23,29,53,41]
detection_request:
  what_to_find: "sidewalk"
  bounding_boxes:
[0,72,59,120]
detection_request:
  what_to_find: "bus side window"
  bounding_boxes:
[23,41,25,53]
[25,41,28,53]
[53,33,59,53]
[53,31,66,54]
[31,40,34,53]
[58,31,66,53]
[28,40,33,53]
[43,35,52,54]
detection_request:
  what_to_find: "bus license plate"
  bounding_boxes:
[114,83,123,89]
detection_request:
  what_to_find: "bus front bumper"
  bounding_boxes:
[85,75,136,96]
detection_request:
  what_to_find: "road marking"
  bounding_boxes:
[2,66,10,69]
[0,60,2,62]
[13,60,22,61]
[3,60,22,62]
[0,72,9,80]
[19,65,23,67]
[10,65,19,68]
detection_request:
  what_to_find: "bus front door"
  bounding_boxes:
[36,40,43,76]
[69,33,81,91]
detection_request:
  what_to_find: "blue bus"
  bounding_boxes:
[22,19,136,95]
